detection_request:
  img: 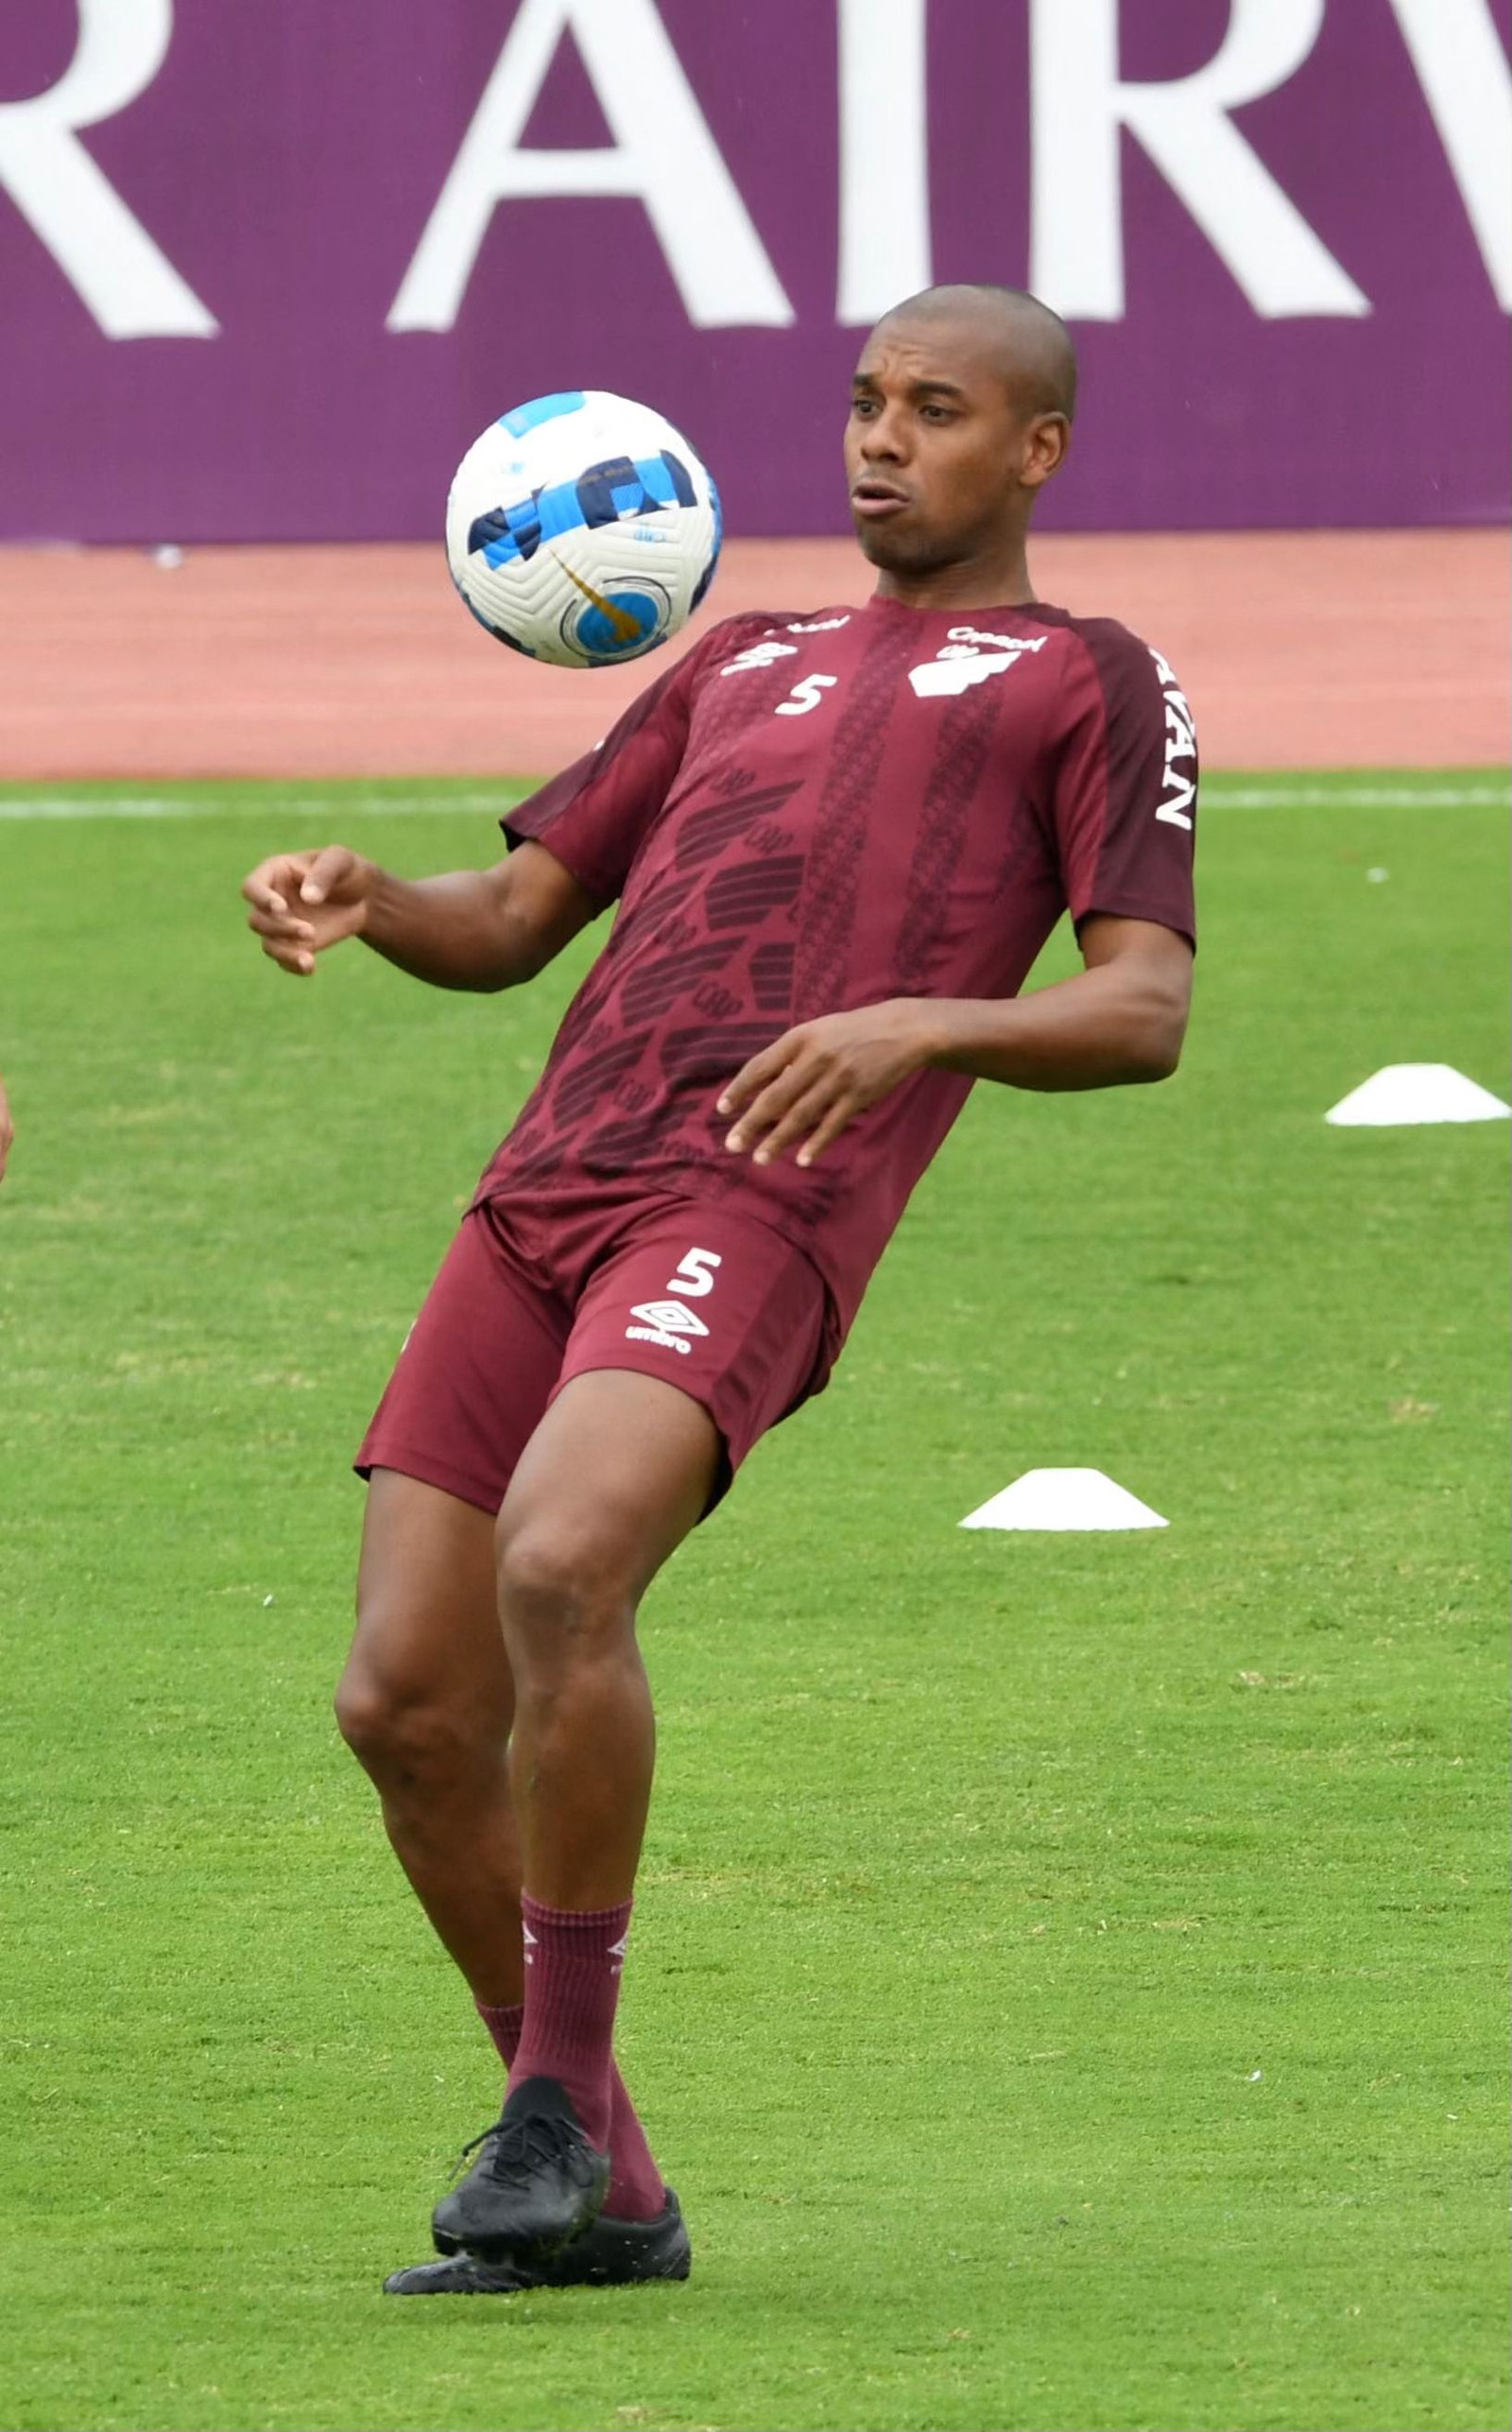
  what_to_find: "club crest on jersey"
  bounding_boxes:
[625,1299,709,1354]
[909,633,1046,699]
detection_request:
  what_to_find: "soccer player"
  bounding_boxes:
[242,285,1197,2294]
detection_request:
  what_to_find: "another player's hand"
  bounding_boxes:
[242,847,374,975]
[718,1001,940,1167]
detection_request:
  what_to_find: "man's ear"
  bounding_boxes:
[1022,413,1072,490]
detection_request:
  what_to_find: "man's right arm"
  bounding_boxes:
[241,838,600,991]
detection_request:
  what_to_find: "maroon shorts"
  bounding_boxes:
[355,1191,832,1516]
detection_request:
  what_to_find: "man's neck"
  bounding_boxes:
[869,547,1036,612]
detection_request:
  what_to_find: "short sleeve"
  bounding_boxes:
[1044,620,1198,951]
[501,629,722,906]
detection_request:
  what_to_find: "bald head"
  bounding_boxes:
[873,284,1078,424]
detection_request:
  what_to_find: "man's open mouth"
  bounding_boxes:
[850,480,911,518]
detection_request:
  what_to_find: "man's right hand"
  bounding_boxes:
[241,837,597,993]
[242,846,374,976]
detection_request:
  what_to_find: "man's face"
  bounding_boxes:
[844,314,1063,576]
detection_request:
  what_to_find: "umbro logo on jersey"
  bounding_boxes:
[909,646,1038,699]
[626,1299,709,1354]
[720,640,798,676]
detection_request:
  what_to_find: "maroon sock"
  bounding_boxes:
[476,1998,524,2067]
[478,1993,665,2221]
[507,1895,629,2152]
[600,2073,666,2222]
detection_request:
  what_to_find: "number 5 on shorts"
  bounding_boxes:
[669,1248,722,1298]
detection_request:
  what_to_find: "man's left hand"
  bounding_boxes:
[718,1001,938,1167]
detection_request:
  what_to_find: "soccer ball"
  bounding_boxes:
[446,390,722,669]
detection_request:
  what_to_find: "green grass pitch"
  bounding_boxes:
[0,772,1506,2432]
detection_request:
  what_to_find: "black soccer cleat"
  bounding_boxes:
[386,2251,532,2296]
[430,2075,610,2266]
[385,2188,691,2295]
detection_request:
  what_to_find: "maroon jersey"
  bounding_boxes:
[477,595,1197,1345]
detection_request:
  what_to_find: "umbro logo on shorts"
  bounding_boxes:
[625,1248,723,1354]
[626,1298,708,1354]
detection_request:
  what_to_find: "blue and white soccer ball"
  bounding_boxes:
[446,390,722,669]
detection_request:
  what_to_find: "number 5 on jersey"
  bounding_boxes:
[775,674,838,718]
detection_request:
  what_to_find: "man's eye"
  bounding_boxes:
[850,397,877,417]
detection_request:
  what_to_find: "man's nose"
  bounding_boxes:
[860,410,907,461]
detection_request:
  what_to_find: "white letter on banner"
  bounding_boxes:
[389,0,792,332]
[836,0,932,322]
[0,0,215,337]
[1029,0,1369,319]
[1386,0,1512,310]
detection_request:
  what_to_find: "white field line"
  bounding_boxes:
[1197,782,1506,808]
[0,781,1505,821]
[0,791,525,820]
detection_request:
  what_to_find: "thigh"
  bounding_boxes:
[345,1468,513,1733]
[496,1369,722,1610]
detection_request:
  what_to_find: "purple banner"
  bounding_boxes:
[1,0,1507,543]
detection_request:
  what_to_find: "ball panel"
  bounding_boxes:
[499,390,586,439]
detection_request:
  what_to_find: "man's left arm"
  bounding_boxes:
[718,916,1192,1168]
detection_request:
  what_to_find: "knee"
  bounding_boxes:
[494,1522,634,1674]
[335,1652,495,1789]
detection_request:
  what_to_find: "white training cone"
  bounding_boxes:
[959,1469,1168,1532]
[1325,1064,1510,1127]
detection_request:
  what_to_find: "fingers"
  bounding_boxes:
[262,936,318,977]
[240,845,356,917]
[789,1096,855,1167]
[729,1072,857,1166]
[242,852,312,917]
[719,1009,918,1166]
[719,1034,813,1157]
[297,845,358,906]
[721,1034,856,1166]
[244,896,314,941]
[243,856,317,975]
[241,846,362,977]
[716,1034,794,1122]
[773,1087,855,1166]
[247,915,316,975]
[246,913,316,974]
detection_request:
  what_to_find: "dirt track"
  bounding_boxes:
[1,530,1505,781]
